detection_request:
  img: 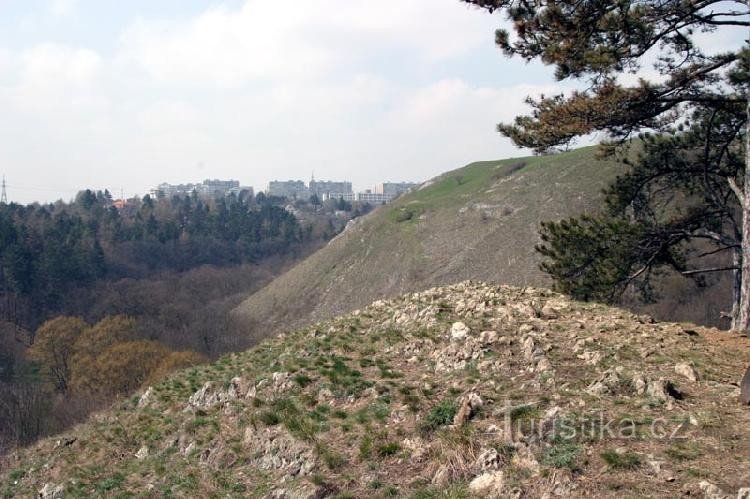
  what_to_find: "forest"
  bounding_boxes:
[0,189,350,453]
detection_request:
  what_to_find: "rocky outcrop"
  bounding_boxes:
[5,282,750,499]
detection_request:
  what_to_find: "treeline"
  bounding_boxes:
[0,188,359,453]
[0,190,303,329]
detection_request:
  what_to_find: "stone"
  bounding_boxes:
[474,448,503,471]
[137,386,155,409]
[469,471,505,498]
[577,350,603,365]
[675,362,699,382]
[741,366,750,405]
[38,483,64,499]
[451,322,470,340]
[586,369,623,396]
[135,445,149,460]
[737,488,750,499]
[521,336,536,360]
[187,378,244,410]
[454,392,483,426]
[698,481,729,499]
[646,378,682,401]
[479,330,499,345]
[540,306,559,320]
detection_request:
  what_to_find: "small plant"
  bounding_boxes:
[601,450,641,470]
[377,442,401,457]
[258,410,281,426]
[420,399,457,434]
[359,434,374,459]
[540,441,581,470]
[294,373,313,387]
[665,442,703,462]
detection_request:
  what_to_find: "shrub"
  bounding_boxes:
[420,399,457,434]
[601,450,641,470]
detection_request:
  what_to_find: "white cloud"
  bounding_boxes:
[50,0,77,16]
[117,0,492,88]
[0,0,569,203]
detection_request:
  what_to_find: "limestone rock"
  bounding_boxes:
[646,378,681,401]
[474,448,503,471]
[453,392,483,426]
[187,378,245,410]
[540,306,560,320]
[586,369,624,396]
[135,445,149,460]
[469,471,505,498]
[243,426,316,477]
[38,483,64,499]
[451,322,470,341]
[737,488,750,499]
[675,362,699,382]
[479,330,499,345]
[698,481,729,499]
[137,386,155,409]
[577,350,603,365]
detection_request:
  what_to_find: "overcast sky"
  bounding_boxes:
[0,1,743,204]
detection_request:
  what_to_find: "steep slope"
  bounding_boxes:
[5,282,749,498]
[234,147,729,339]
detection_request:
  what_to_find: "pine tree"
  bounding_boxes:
[464,0,749,330]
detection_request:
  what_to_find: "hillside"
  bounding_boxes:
[4,282,748,498]
[234,147,730,340]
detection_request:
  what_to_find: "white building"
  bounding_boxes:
[373,182,418,197]
[322,192,356,202]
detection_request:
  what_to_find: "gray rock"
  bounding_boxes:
[453,392,483,426]
[675,362,699,382]
[469,471,505,498]
[38,483,63,499]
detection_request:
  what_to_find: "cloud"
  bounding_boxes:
[117,0,493,87]
[0,0,567,203]
[50,0,77,16]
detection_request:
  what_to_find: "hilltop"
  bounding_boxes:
[233,146,730,342]
[3,282,749,498]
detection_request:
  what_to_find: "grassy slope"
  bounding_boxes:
[4,282,748,498]
[234,146,729,340]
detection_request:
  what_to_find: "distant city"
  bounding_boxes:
[149,175,419,204]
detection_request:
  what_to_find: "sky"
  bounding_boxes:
[0,1,743,204]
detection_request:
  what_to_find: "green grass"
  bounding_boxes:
[601,450,642,470]
[540,441,582,470]
[420,398,457,434]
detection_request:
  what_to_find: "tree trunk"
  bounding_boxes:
[736,98,750,334]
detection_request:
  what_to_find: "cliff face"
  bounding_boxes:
[234,146,731,344]
[7,281,749,498]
